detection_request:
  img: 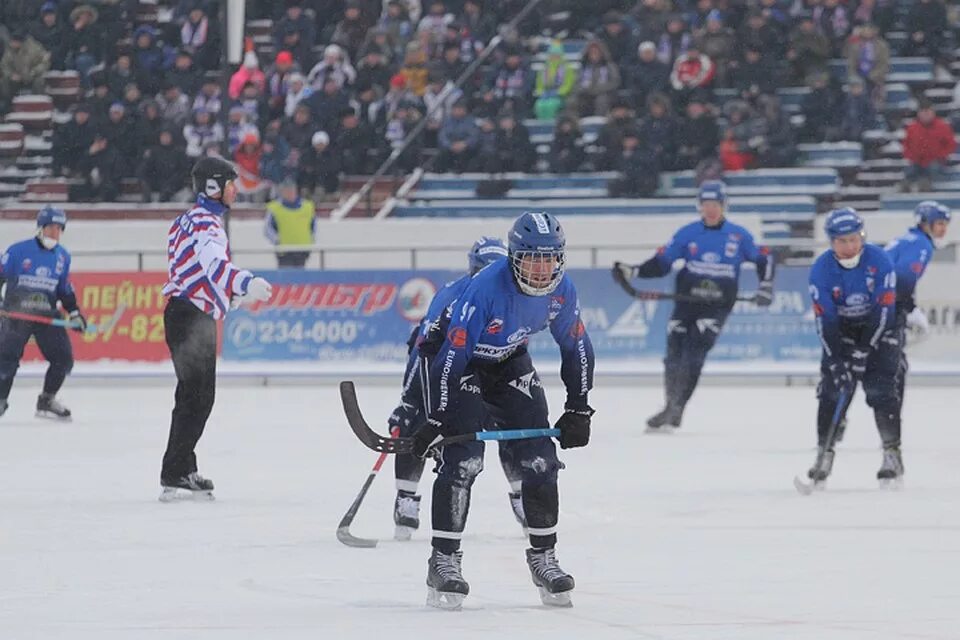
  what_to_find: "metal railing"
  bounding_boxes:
[68,238,828,272]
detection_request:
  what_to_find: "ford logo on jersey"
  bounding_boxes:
[845,293,869,306]
[702,252,720,263]
[507,327,530,343]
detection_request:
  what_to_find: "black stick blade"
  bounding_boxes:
[339,381,414,454]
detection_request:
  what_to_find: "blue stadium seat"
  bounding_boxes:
[880,193,960,210]
[393,195,817,218]
[828,57,934,84]
[661,168,839,196]
[797,142,863,168]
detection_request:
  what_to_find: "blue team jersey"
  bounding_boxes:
[400,272,476,379]
[809,243,896,357]
[0,238,75,316]
[648,220,772,303]
[884,227,934,309]
[427,259,595,414]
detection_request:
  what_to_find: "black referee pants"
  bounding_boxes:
[161,297,217,482]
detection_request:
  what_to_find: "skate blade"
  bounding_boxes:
[537,586,573,608]
[394,525,415,541]
[159,487,215,503]
[644,426,675,435]
[426,587,465,610]
[35,410,72,422]
[794,475,827,495]
[879,477,904,491]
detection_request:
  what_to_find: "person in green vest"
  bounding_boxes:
[264,178,317,268]
[533,41,577,121]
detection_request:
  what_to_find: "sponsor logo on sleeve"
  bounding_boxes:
[448,326,468,348]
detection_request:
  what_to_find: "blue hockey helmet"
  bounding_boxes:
[467,236,507,274]
[824,207,864,240]
[914,200,951,226]
[507,211,566,296]
[36,205,67,229]
[698,180,727,206]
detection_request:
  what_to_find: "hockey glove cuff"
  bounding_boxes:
[754,281,774,307]
[612,261,637,284]
[849,349,869,380]
[411,417,445,460]
[906,307,929,336]
[555,407,594,449]
[68,310,87,333]
[827,358,854,392]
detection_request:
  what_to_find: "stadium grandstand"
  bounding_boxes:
[0,0,957,255]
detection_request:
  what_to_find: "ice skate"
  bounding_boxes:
[508,491,527,531]
[426,549,468,610]
[35,393,71,421]
[877,446,904,490]
[526,547,574,607]
[393,490,421,541]
[806,447,835,488]
[0,399,7,418]
[645,404,682,432]
[159,472,215,502]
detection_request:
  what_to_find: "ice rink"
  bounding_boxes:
[2,379,958,640]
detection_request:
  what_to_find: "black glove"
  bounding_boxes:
[754,281,774,307]
[68,310,87,333]
[827,358,854,392]
[849,349,869,380]
[411,417,445,459]
[388,400,419,434]
[555,407,594,449]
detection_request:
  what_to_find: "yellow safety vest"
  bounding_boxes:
[267,199,315,246]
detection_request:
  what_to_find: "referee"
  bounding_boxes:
[159,156,273,501]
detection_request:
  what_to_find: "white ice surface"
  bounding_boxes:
[2,382,958,640]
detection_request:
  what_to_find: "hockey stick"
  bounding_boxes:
[610,265,757,304]
[336,426,400,548]
[794,387,851,495]
[340,381,559,454]
[0,307,126,335]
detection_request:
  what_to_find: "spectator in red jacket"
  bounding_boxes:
[901,101,956,192]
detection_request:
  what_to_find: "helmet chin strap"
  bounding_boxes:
[835,251,862,269]
[36,229,58,249]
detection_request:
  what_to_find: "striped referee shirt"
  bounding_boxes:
[162,195,253,319]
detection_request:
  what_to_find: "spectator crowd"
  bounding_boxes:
[0,0,957,202]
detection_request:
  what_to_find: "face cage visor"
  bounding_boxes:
[510,249,566,296]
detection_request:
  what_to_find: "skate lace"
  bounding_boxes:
[529,549,566,582]
[397,495,420,519]
[432,551,464,580]
[882,449,903,471]
[186,472,206,488]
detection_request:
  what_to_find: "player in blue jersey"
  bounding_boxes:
[387,236,527,541]
[885,200,950,341]
[613,180,774,430]
[410,212,594,610]
[0,206,86,420]
[883,200,950,413]
[808,208,900,487]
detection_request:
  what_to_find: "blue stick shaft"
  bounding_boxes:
[475,428,560,442]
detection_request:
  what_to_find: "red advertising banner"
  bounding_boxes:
[24,272,171,362]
